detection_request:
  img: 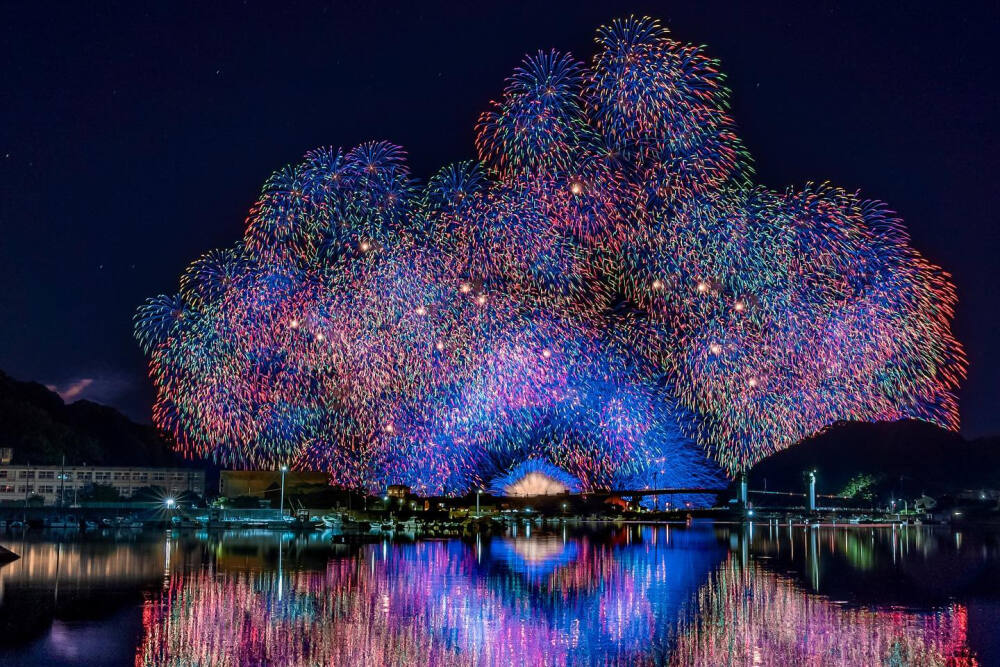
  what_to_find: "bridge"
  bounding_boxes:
[571,488,728,498]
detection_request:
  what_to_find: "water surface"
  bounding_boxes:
[0,523,996,665]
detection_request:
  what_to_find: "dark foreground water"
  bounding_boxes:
[0,522,997,665]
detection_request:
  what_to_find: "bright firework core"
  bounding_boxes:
[504,472,571,497]
[135,17,964,497]
[489,460,583,498]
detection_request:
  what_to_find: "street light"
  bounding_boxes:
[165,498,176,508]
[279,465,288,517]
[476,489,482,518]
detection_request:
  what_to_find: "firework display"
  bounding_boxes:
[135,17,964,491]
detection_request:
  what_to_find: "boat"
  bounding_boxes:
[371,521,396,533]
[321,514,343,529]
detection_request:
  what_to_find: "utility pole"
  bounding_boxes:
[59,455,66,509]
[279,465,288,517]
[807,471,816,512]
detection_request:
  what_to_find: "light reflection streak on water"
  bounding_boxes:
[136,531,719,665]
[670,555,975,666]
[126,526,981,666]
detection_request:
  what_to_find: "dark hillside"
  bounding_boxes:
[0,370,202,468]
[748,419,999,500]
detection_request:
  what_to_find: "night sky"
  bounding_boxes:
[2,2,997,436]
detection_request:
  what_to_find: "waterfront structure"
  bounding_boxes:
[387,484,410,499]
[219,470,329,501]
[0,464,205,506]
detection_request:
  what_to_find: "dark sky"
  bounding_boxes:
[2,1,997,435]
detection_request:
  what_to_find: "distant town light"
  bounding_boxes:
[696,281,709,293]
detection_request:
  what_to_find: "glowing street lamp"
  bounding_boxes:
[476,489,482,518]
[165,498,175,508]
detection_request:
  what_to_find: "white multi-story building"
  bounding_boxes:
[0,464,205,505]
